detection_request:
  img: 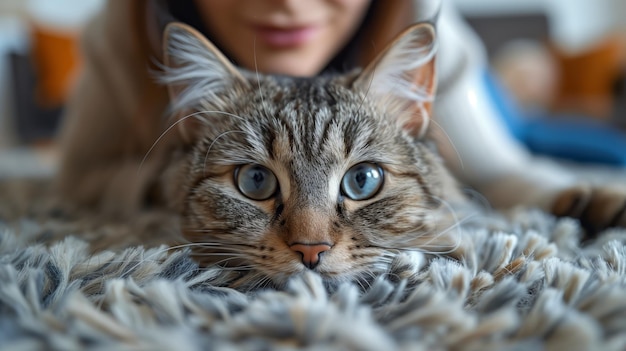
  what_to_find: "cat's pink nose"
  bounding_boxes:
[289,243,332,269]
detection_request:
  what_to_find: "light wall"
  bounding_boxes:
[452,0,626,53]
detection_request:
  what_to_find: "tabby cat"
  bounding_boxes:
[158,22,469,286]
[157,22,626,287]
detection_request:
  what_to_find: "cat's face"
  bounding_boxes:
[161,23,462,287]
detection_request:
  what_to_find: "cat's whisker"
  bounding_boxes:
[191,252,248,258]
[253,35,271,121]
[196,264,256,272]
[257,275,275,290]
[351,274,368,292]
[412,232,462,254]
[139,109,247,176]
[167,242,253,253]
[95,251,182,278]
[203,130,247,176]
[194,262,252,273]
[462,187,493,211]
[380,270,403,285]
[187,246,249,253]
[377,255,398,266]
[365,204,472,255]
[239,271,271,291]
[428,119,464,171]
[191,248,256,259]
[182,230,230,236]
[194,109,248,122]
[252,37,261,84]
[79,242,215,275]
[193,248,257,258]
[181,239,260,251]
[410,202,480,258]
[166,242,265,270]
[139,112,205,175]
[220,266,257,271]
[168,242,223,249]
[361,271,379,290]
[185,227,232,232]
[355,47,378,121]
[194,253,254,267]
[184,229,232,235]
[208,258,257,271]
[358,269,379,287]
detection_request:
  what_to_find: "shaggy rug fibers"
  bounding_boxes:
[2,201,626,351]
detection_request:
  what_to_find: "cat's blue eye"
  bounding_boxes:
[341,163,384,201]
[235,164,278,201]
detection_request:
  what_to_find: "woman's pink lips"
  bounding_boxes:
[253,25,318,48]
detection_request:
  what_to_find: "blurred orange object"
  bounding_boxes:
[552,35,625,119]
[30,24,81,108]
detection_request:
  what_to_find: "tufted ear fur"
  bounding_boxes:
[162,22,249,143]
[354,23,437,137]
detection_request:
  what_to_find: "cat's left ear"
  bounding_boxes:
[162,22,249,143]
[354,23,437,137]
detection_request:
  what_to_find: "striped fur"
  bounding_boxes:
[159,23,468,287]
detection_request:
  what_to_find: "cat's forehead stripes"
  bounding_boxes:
[238,77,412,161]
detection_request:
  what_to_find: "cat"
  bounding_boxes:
[130,21,625,288]
[156,22,471,287]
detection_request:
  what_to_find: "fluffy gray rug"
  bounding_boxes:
[2,204,626,351]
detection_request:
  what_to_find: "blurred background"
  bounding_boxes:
[0,0,624,176]
[457,0,626,121]
[0,0,103,176]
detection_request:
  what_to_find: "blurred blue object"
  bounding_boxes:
[484,71,626,166]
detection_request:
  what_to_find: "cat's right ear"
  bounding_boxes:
[162,22,249,143]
